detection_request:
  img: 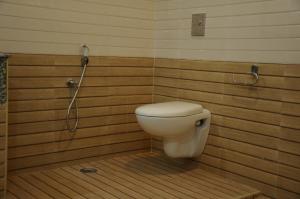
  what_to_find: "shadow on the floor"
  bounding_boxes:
[123,153,199,175]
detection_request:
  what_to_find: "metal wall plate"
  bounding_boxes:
[191,13,206,36]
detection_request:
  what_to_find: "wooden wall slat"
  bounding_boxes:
[210,125,278,149]
[9,54,154,67]
[211,115,280,138]
[8,131,149,159]
[9,95,152,112]
[155,59,286,76]
[154,76,299,103]
[201,162,299,199]
[8,54,153,171]
[280,127,300,143]
[155,67,297,90]
[9,114,138,136]
[153,58,300,198]
[9,66,153,77]
[9,77,153,88]
[8,140,150,171]
[0,124,6,137]
[155,86,282,113]
[207,135,278,162]
[204,145,300,182]
[0,110,6,123]
[8,104,140,124]
[9,86,153,100]
[8,123,141,147]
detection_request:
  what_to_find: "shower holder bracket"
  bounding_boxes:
[232,64,259,86]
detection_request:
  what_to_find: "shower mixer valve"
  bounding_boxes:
[66,79,78,88]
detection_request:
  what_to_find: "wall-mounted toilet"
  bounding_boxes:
[135,101,211,158]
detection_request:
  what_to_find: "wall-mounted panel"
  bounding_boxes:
[154,0,300,64]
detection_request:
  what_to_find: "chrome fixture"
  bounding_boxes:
[80,168,97,174]
[66,45,89,132]
[233,64,259,86]
[81,44,89,66]
[0,53,9,105]
[251,64,259,84]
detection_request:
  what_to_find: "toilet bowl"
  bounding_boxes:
[135,101,211,158]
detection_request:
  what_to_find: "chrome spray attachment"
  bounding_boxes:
[66,45,89,132]
[251,64,259,83]
[233,64,259,86]
[81,44,89,67]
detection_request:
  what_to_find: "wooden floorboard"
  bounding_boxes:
[6,191,18,199]
[7,152,261,199]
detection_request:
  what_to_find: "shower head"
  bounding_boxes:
[82,44,89,57]
[81,44,89,66]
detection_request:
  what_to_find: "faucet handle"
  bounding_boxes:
[66,79,78,88]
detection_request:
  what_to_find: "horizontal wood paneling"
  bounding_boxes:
[8,141,149,171]
[153,58,300,199]
[0,0,154,57]
[8,104,140,124]
[9,114,137,136]
[8,54,153,171]
[154,0,300,64]
[8,131,148,159]
[9,86,152,101]
[8,123,142,147]
[8,95,151,113]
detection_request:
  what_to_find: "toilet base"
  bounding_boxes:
[163,113,211,158]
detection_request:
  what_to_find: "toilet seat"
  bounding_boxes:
[135,101,203,118]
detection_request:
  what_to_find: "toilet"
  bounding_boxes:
[135,101,211,158]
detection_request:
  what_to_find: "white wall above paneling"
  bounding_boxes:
[0,0,154,57]
[154,0,300,64]
[1,0,300,63]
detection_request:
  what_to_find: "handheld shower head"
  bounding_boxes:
[66,45,89,132]
[81,44,89,66]
[82,44,89,57]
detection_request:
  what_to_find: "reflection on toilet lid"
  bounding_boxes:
[135,101,203,117]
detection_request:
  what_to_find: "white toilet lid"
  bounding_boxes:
[135,101,203,117]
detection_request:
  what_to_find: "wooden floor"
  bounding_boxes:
[6,152,261,199]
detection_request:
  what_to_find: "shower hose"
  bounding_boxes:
[66,59,88,132]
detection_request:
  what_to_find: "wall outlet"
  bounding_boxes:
[191,13,206,36]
